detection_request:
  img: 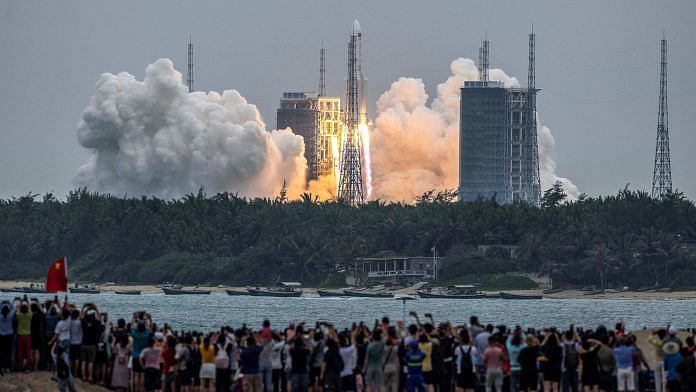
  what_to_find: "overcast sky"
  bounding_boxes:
[1,1,694,200]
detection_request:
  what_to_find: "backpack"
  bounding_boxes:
[187,346,201,370]
[215,344,230,368]
[564,343,579,370]
[459,346,473,374]
[57,354,70,380]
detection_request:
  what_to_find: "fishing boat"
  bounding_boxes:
[417,285,486,299]
[247,282,303,297]
[499,292,543,300]
[542,288,563,294]
[394,293,418,301]
[225,289,248,296]
[342,288,393,298]
[161,287,211,295]
[70,284,101,294]
[316,289,350,298]
[114,290,141,295]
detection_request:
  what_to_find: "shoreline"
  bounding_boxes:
[2,280,696,300]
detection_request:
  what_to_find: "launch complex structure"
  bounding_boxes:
[276,21,369,205]
[459,29,541,205]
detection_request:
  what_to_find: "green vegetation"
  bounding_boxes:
[1,183,695,290]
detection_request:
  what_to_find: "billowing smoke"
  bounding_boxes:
[75,59,307,199]
[370,58,578,202]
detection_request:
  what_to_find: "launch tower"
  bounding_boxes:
[187,36,194,93]
[338,20,366,205]
[651,36,672,198]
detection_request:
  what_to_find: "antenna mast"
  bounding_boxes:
[652,35,673,198]
[187,36,194,93]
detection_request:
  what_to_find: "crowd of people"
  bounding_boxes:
[1,295,696,392]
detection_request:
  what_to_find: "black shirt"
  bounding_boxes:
[81,320,104,346]
[518,346,539,373]
[290,345,310,374]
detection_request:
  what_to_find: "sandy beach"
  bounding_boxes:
[2,280,696,300]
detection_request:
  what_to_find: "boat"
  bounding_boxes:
[70,284,100,294]
[499,292,543,300]
[316,289,350,298]
[226,289,248,296]
[583,289,605,295]
[417,285,486,299]
[114,290,141,295]
[12,286,46,294]
[247,282,303,297]
[394,294,418,301]
[542,288,563,294]
[162,287,211,295]
[343,288,393,298]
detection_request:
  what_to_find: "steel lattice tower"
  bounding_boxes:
[187,37,194,93]
[338,22,364,205]
[319,43,326,97]
[523,27,541,206]
[652,37,672,198]
[478,36,490,82]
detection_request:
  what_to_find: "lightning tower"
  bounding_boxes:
[187,36,194,93]
[478,35,490,82]
[338,20,365,205]
[319,42,326,97]
[523,26,541,205]
[652,36,672,198]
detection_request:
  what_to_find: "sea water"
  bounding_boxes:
[10,292,696,331]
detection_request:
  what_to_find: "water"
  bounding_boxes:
[11,292,696,331]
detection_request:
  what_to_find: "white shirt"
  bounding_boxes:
[69,318,83,345]
[455,344,478,374]
[339,345,356,377]
[55,319,71,341]
[271,341,285,370]
[473,332,490,360]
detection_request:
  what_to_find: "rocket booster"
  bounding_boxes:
[351,20,368,125]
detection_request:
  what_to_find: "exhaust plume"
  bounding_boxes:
[370,58,578,202]
[75,59,307,199]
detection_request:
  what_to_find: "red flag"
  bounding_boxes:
[46,257,68,293]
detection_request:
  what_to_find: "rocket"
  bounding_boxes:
[351,20,368,125]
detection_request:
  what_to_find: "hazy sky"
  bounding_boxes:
[1,1,694,199]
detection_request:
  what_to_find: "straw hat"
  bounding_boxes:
[663,341,680,355]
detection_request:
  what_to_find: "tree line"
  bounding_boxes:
[0,183,695,289]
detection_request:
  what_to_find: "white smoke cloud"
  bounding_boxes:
[370,58,577,202]
[75,59,307,199]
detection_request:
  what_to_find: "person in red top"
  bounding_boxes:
[161,336,178,392]
[261,320,273,342]
[482,337,506,392]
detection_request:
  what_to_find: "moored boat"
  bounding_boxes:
[247,282,303,297]
[316,289,350,298]
[417,285,485,299]
[542,288,563,294]
[394,294,418,301]
[70,284,100,294]
[162,287,211,295]
[499,292,543,300]
[226,289,248,296]
[343,289,393,298]
[12,286,46,294]
[114,290,141,295]
[583,289,605,296]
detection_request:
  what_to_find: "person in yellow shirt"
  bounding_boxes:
[199,336,216,392]
[15,303,33,372]
[418,334,434,392]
